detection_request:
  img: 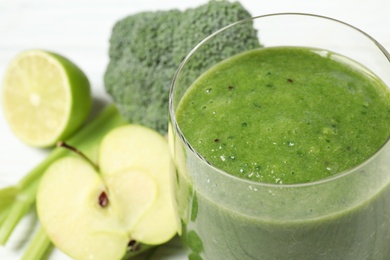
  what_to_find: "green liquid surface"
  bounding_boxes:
[176,47,390,184]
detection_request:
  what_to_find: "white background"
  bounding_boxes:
[1,0,390,259]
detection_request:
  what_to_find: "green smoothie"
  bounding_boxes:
[176,47,390,184]
[173,47,390,259]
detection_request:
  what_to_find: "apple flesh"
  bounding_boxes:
[99,124,177,244]
[36,125,177,260]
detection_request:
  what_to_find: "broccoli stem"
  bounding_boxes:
[21,226,52,260]
[0,104,127,246]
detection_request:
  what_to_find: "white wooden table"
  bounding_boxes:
[1,0,389,258]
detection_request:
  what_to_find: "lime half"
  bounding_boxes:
[2,50,92,147]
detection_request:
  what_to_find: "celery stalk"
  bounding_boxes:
[0,186,18,199]
[0,181,37,245]
[0,207,10,226]
[0,186,18,211]
[21,226,52,260]
[0,104,127,246]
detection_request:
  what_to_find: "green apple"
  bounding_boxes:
[36,124,177,260]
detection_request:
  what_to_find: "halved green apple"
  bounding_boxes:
[36,125,177,260]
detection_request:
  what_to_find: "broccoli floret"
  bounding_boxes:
[104,1,261,135]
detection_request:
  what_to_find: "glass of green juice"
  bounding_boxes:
[168,13,390,259]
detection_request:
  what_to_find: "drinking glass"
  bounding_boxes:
[169,13,390,259]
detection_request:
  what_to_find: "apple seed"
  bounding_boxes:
[98,191,109,207]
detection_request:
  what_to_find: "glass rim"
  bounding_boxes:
[169,12,390,188]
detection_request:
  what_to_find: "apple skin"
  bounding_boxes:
[36,124,177,260]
